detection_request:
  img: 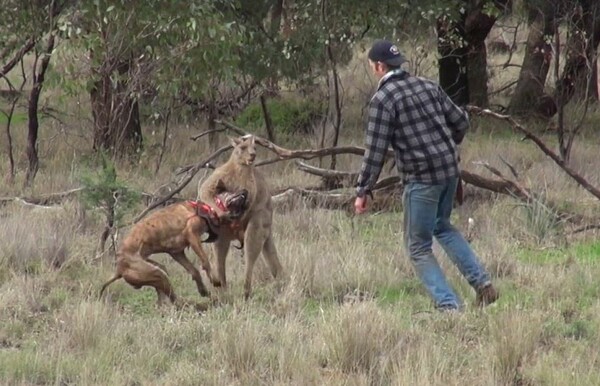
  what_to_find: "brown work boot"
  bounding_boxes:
[475,282,499,307]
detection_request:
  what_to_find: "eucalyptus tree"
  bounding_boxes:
[57,0,243,157]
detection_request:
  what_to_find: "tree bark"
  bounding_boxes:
[508,4,561,116]
[464,1,509,107]
[260,94,276,142]
[437,14,470,106]
[556,0,600,104]
[437,0,509,107]
[90,54,142,157]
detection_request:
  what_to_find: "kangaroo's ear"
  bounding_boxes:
[215,178,226,193]
[229,136,241,147]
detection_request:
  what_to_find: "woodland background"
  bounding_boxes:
[2,1,600,385]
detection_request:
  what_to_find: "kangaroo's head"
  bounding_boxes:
[230,135,257,166]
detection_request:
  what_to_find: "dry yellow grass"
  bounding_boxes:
[2,22,600,386]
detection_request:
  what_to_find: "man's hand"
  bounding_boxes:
[354,196,368,214]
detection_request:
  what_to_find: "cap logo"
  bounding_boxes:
[389,45,399,55]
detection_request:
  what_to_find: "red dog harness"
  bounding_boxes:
[188,198,243,239]
[188,200,219,224]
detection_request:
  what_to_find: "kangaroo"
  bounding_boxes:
[99,188,248,308]
[199,134,283,299]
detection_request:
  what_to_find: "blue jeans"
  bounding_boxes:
[402,177,490,310]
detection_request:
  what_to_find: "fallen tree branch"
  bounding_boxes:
[473,161,533,201]
[467,106,600,201]
[271,187,353,210]
[216,119,394,164]
[295,160,401,191]
[570,224,600,234]
[0,187,158,210]
[0,187,84,206]
[156,118,589,220]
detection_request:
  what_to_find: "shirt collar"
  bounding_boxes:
[377,68,405,89]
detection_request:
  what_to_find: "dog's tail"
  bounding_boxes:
[99,274,122,299]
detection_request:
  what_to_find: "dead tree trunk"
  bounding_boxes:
[508,3,562,117]
[24,34,55,188]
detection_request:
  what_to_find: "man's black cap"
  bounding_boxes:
[368,39,406,67]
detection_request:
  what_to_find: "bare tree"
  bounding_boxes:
[0,59,26,185]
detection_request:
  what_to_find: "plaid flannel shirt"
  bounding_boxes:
[356,69,469,197]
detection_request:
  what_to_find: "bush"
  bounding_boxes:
[79,153,140,229]
[235,97,325,136]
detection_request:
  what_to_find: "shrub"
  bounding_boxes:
[235,97,325,136]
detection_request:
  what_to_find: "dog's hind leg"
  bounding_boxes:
[121,257,177,306]
[170,251,210,297]
[145,257,169,275]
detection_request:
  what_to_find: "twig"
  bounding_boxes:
[155,107,172,175]
[489,80,518,96]
[499,155,519,179]
[190,127,228,141]
[260,94,276,142]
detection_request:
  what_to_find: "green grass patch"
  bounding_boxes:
[375,280,425,306]
[0,111,27,125]
[516,240,600,265]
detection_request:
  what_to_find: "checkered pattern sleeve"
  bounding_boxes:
[355,96,393,196]
[438,85,469,144]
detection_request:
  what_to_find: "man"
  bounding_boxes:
[354,39,498,311]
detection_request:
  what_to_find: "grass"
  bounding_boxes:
[2,24,600,386]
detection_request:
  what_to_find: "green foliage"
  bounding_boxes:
[234,97,325,135]
[79,153,140,227]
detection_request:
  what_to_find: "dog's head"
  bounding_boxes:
[218,189,248,219]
